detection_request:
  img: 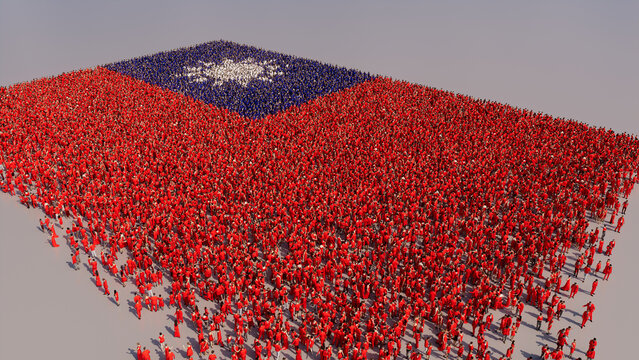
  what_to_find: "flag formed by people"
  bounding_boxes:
[1,40,637,360]
[105,40,373,119]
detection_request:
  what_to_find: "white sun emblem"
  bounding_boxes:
[181,58,284,86]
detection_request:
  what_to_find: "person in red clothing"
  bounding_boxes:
[580,310,589,328]
[167,347,176,360]
[540,345,549,360]
[585,302,595,322]
[546,316,554,335]
[114,290,120,306]
[90,258,98,276]
[175,308,184,324]
[546,305,555,324]
[158,332,165,349]
[568,282,579,299]
[605,239,616,256]
[200,339,210,357]
[135,300,143,320]
[536,313,543,331]
[587,338,597,358]
[556,328,568,351]
[50,230,60,247]
[590,279,598,296]
[173,318,181,338]
[437,330,448,351]
[142,347,151,360]
[502,319,512,343]
[615,216,624,232]
[216,329,225,347]
[120,268,128,287]
[556,301,566,320]
[603,260,612,280]
[71,250,79,270]
[506,341,515,359]
[103,279,110,295]
[560,277,571,292]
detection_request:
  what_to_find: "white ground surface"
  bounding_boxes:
[1,186,638,359]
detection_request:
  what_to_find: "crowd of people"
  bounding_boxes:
[1,47,638,360]
[105,40,374,120]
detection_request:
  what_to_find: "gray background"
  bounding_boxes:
[1,1,638,359]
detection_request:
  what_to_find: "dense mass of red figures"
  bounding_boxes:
[1,67,638,360]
